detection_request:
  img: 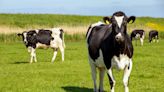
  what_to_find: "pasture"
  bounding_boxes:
[0,14,164,92]
[0,14,164,35]
[0,39,164,92]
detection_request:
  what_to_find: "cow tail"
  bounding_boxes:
[143,31,145,39]
[63,32,66,48]
[60,29,66,48]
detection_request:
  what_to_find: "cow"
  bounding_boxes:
[130,29,145,46]
[17,28,65,63]
[86,11,135,92]
[149,30,159,43]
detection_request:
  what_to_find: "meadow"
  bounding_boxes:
[0,14,164,92]
[0,40,164,92]
[0,14,164,35]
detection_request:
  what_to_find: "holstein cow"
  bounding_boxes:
[18,28,65,63]
[130,29,145,46]
[86,11,135,92]
[149,30,159,43]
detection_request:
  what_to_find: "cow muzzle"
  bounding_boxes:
[115,33,124,42]
[24,41,28,45]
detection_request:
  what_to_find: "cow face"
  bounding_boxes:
[18,30,37,47]
[18,31,28,45]
[103,11,135,43]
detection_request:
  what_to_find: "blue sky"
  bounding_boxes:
[0,0,164,17]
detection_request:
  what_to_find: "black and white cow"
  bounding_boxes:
[130,29,145,46]
[149,30,159,43]
[18,28,65,63]
[86,11,135,92]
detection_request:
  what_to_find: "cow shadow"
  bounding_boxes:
[12,61,29,64]
[62,86,93,92]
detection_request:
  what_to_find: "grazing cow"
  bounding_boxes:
[86,11,135,92]
[17,28,65,63]
[149,30,159,43]
[130,29,145,46]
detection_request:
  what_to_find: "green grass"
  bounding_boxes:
[0,14,101,28]
[0,39,164,92]
[0,13,163,92]
[0,14,164,31]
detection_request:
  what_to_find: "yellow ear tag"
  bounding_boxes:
[130,20,133,24]
[105,20,110,24]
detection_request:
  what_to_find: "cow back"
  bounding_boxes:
[36,29,53,45]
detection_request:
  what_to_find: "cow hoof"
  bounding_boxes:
[93,89,98,92]
[98,89,105,92]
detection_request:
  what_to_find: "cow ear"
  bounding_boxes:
[103,17,111,24]
[17,33,22,36]
[127,16,136,23]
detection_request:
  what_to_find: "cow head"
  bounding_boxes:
[103,11,135,43]
[17,31,28,45]
[17,30,37,47]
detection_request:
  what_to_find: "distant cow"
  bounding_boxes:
[18,28,65,63]
[86,11,135,92]
[149,30,159,43]
[130,29,145,46]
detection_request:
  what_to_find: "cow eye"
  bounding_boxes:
[123,21,127,24]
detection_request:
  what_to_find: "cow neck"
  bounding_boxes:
[113,37,126,56]
[108,24,112,28]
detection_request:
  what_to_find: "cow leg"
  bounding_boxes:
[30,48,36,63]
[156,35,159,43]
[98,67,105,92]
[107,69,115,92]
[89,61,98,92]
[149,37,152,43]
[153,38,155,42]
[33,50,37,62]
[123,59,133,92]
[140,38,144,46]
[51,48,58,63]
[59,45,64,62]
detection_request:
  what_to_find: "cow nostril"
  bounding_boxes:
[115,36,123,41]
[24,42,28,44]
[116,36,120,40]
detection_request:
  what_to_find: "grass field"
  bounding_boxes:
[0,39,164,92]
[0,13,164,92]
[0,14,164,35]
